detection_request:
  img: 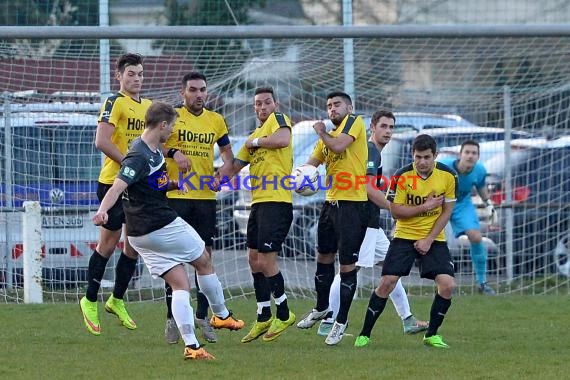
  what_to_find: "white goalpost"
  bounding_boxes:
[2,25,570,304]
[23,201,43,304]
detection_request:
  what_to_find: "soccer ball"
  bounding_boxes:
[291,164,319,196]
[554,235,570,277]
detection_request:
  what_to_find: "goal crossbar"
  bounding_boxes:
[3,24,570,40]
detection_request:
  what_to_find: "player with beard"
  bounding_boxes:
[296,91,368,346]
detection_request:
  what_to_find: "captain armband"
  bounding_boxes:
[167,148,180,158]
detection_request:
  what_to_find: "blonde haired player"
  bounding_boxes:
[93,102,244,360]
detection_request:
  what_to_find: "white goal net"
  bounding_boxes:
[2,31,570,303]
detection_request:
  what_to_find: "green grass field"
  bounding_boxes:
[1,296,567,380]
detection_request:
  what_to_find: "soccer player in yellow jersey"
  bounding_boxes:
[317,110,427,337]
[80,53,152,335]
[162,71,235,344]
[296,91,369,346]
[354,134,458,349]
[219,87,295,343]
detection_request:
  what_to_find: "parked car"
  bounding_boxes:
[483,136,570,275]
[0,105,101,288]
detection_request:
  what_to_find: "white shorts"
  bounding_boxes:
[128,217,206,279]
[355,227,390,268]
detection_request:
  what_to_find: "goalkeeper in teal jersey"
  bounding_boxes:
[438,140,496,295]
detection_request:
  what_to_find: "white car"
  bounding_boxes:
[0,103,105,288]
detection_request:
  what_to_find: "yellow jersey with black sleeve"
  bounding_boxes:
[235,112,293,204]
[97,92,152,184]
[310,114,368,202]
[166,106,230,200]
[387,161,458,241]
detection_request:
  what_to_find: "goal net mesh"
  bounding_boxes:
[2,35,570,303]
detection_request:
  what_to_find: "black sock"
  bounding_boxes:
[336,269,358,324]
[425,293,452,337]
[267,272,289,321]
[359,291,388,338]
[85,250,109,302]
[113,252,137,299]
[315,262,335,312]
[194,271,209,319]
[252,272,272,322]
[165,282,173,319]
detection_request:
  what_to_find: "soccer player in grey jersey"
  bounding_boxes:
[93,102,244,360]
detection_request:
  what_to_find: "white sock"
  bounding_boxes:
[389,279,412,320]
[197,273,229,318]
[328,273,341,321]
[257,301,271,315]
[172,289,199,347]
[274,293,287,305]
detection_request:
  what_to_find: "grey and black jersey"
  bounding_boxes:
[117,137,178,236]
[366,141,383,229]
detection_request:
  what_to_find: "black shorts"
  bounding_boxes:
[168,198,216,247]
[97,182,124,231]
[247,202,293,253]
[381,238,455,280]
[317,201,368,265]
[366,200,381,229]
